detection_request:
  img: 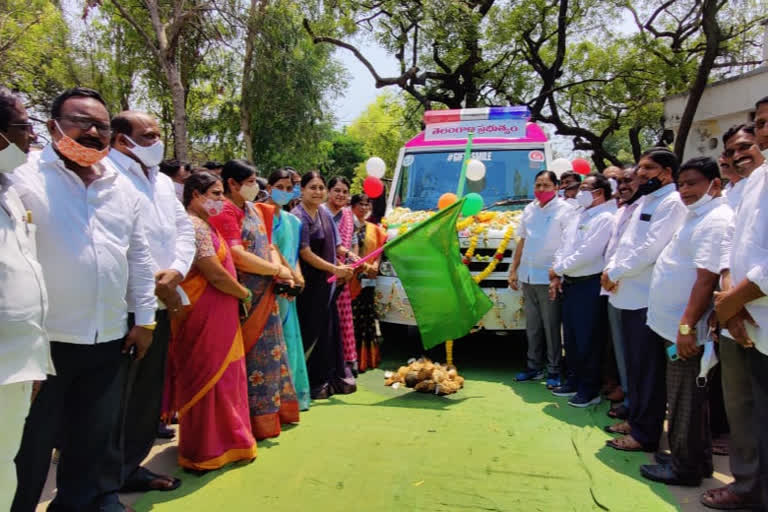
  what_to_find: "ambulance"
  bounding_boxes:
[375,106,553,332]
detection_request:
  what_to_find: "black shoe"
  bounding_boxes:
[653,452,713,478]
[640,464,701,486]
[157,422,175,439]
[551,384,577,397]
[310,383,333,400]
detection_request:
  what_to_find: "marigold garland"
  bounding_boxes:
[471,224,515,282]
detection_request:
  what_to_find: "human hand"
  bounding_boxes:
[601,272,618,293]
[508,270,519,291]
[123,325,154,360]
[707,310,720,342]
[676,332,701,360]
[334,265,353,280]
[548,277,562,301]
[155,269,183,297]
[725,309,757,348]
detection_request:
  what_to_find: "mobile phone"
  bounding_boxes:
[666,344,678,361]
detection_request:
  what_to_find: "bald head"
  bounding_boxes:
[602,166,623,180]
[110,110,163,168]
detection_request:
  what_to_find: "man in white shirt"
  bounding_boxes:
[108,111,195,494]
[0,87,51,512]
[603,147,687,453]
[559,170,582,210]
[508,170,570,387]
[640,157,731,487]
[550,173,616,407]
[11,88,156,512]
[715,96,768,511]
[701,122,764,510]
[603,166,640,420]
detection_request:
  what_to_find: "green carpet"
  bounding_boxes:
[134,368,678,512]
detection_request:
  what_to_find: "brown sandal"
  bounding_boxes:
[700,486,760,510]
[603,421,631,435]
[606,434,653,452]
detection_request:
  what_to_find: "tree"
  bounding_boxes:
[319,132,367,181]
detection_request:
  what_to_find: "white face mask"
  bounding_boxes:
[686,181,714,211]
[575,189,594,208]
[125,135,164,168]
[608,178,618,195]
[203,197,224,216]
[174,181,184,200]
[0,133,27,173]
[239,182,260,202]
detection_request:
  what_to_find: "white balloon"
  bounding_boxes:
[549,158,573,177]
[465,159,486,181]
[366,156,386,178]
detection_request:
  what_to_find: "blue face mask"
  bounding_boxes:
[291,188,300,200]
[271,188,294,206]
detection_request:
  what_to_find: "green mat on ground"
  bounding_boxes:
[134,369,677,512]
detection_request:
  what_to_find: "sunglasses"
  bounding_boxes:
[56,115,111,136]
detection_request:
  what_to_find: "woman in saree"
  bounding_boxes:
[349,193,388,372]
[209,159,299,440]
[266,168,311,410]
[324,176,359,371]
[165,172,257,471]
[292,172,355,400]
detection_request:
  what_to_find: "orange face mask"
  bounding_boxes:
[54,121,109,167]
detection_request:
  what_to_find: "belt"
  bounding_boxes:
[563,272,602,284]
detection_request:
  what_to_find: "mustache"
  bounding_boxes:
[76,136,106,150]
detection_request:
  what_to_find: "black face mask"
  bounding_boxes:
[637,175,663,196]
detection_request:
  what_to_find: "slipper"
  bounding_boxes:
[121,471,181,493]
[606,435,654,452]
[603,421,631,435]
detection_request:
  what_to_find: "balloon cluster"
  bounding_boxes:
[548,157,591,177]
[363,157,386,198]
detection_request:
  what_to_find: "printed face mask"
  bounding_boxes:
[54,121,108,167]
[203,198,224,216]
[0,133,27,172]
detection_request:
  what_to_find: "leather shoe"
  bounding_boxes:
[653,453,713,478]
[640,463,701,486]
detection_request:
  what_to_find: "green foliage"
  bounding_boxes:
[319,132,367,181]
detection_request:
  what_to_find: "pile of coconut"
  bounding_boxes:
[384,358,465,395]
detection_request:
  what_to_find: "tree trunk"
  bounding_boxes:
[628,125,643,162]
[240,0,268,163]
[164,61,189,162]
[673,0,721,159]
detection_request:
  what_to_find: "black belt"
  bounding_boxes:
[563,272,602,284]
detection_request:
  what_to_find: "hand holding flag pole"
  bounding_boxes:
[327,246,385,283]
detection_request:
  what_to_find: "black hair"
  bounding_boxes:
[109,113,133,144]
[328,176,350,190]
[221,159,257,193]
[369,185,387,224]
[679,156,721,182]
[639,147,680,178]
[0,86,21,132]
[756,96,768,110]
[203,161,223,170]
[301,170,325,188]
[560,171,581,186]
[585,172,612,201]
[351,193,370,206]
[51,87,109,119]
[159,159,184,179]
[255,176,268,191]
[183,171,221,208]
[268,168,292,185]
[534,170,559,186]
[722,122,755,145]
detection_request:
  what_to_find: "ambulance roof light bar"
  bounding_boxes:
[423,106,530,125]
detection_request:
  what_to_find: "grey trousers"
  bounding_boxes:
[721,337,760,497]
[522,282,562,374]
[667,350,712,479]
[607,303,629,407]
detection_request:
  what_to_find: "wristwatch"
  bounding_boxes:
[678,324,695,336]
[139,322,157,331]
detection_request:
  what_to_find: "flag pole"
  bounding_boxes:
[455,132,474,198]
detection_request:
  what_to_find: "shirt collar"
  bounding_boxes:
[40,143,119,183]
[108,148,157,183]
[584,200,616,218]
[651,181,677,198]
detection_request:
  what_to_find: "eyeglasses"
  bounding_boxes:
[56,115,111,136]
[723,142,756,158]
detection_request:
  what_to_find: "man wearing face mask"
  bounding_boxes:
[559,170,582,209]
[640,157,731,486]
[603,147,687,453]
[107,111,195,495]
[0,87,51,512]
[716,97,768,511]
[10,88,156,512]
[550,173,617,407]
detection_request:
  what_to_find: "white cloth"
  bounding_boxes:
[0,381,30,512]
[605,183,687,310]
[601,202,640,297]
[11,145,156,343]
[0,175,52,384]
[553,200,617,277]
[724,178,747,210]
[108,150,195,310]
[647,197,732,343]
[515,198,571,285]
[721,163,768,355]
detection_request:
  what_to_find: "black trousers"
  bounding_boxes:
[749,348,768,511]
[121,310,170,484]
[622,308,666,449]
[667,351,712,479]
[561,276,604,398]
[12,340,128,512]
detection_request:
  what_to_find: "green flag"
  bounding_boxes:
[384,199,493,349]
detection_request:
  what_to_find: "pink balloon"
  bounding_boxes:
[572,158,591,175]
[363,176,384,198]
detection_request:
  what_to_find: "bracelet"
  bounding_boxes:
[241,289,253,303]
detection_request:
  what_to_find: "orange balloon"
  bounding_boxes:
[438,192,458,210]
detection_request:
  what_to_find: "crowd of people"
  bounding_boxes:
[509,96,768,510]
[0,86,387,512]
